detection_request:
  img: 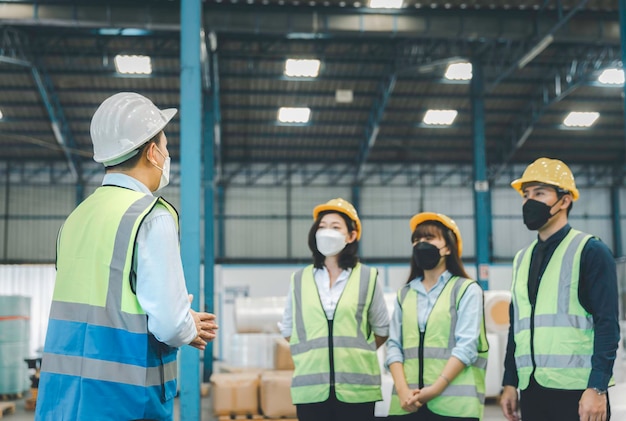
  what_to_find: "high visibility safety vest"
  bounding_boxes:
[289,263,382,404]
[388,276,489,419]
[512,229,613,391]
[36,186,180,421]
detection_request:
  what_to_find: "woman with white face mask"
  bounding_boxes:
[280,198,390,421]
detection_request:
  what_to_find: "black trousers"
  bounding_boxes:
[386,404,478,421]
[520,378,611,421]
[296,387,376,421]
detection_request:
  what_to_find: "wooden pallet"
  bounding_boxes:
[218,417,297,421]
[0,402,16,419]
[0,394,21,402]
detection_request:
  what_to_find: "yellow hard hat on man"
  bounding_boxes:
[510,157,579,201]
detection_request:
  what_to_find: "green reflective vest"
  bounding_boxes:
[37,186,180,421]
[289,263,382,404]
[389,276,488,419]
[512,229,614,390]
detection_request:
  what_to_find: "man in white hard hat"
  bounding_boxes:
[36,92,218,421]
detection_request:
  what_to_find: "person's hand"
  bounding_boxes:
[578,388,607,421]
[415,385,440,405]
[188,294,218,350]
[399,388,421,413]
[500,385,520,421]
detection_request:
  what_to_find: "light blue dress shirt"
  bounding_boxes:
[385,270,483,368]
[103,173,196,348]
[280,266,390,338]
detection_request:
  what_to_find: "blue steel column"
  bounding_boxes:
[619,0,626,257]
[471,60,491,290]
[180,0,202,419]
[202,47,218,382]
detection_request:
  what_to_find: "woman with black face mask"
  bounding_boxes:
[385,212,489,421]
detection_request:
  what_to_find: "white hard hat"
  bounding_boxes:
[90,92,177,165]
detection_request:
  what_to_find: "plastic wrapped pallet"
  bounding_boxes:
[210,372,260,416]
[0,296,30,395]
[274,337,294,370]
[259,370,296,418]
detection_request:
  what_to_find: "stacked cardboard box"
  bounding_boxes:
[259,370,296,418]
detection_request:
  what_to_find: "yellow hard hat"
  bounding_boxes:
[510,157,579,201]
[313,198,362,240]
[409,212,463,257]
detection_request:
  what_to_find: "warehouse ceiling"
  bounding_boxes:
[0,0,623,186]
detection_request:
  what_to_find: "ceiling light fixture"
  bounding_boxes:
[423,109,458,126]
[369,0,403,8]
[563,111,599,128]
[284,59,321,77]
[278,107,311,123]
[114,55,152,75]
[598,68,625,85]
[444,62,472,80]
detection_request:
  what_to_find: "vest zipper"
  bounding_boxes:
[529,302,537,380]
[328,319,335,387]
[418,331,425,389]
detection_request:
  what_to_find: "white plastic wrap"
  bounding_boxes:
[234,296,286,334]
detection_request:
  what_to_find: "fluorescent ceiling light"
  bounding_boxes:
[284,59,321,77]
[563,111,599,128]
[423,109,458,126]
[598,68,625,85]
[278,107,311,123]
[0,109,3,120]
[445,62,472,80]
[114,55,152,75]
[369,0,403,8]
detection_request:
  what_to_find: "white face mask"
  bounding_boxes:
[151,145,170,191]
[315,228,347,257]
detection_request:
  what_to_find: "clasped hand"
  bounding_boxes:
[188,294,219,350]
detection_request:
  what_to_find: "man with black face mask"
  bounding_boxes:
[500,157,620,421]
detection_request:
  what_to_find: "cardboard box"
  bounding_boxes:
[274,338,295,370]
[260,370,296,418]
[210,372,260,416]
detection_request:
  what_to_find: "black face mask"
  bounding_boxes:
[413,242,443,270]
[522,198,561,231]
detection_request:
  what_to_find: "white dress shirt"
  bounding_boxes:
[103,173,196,348]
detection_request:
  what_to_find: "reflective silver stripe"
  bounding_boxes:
[292,372,380,387]
[335,372,381,385]
[533,313,593,329]
[447,277,466,349]
[106,195,158,324]
[440,384,485,399]
[423,347,452,360]
[474,355,488,370]
[293,268,307,344]
[291,372,330,387]
[517,353,592,369]
[49,301,147,333]
[512,244,532,336]
[290,337,327,355]
[354,264,370,343]
[556,232,587,315]
[42,352,177,387]
[404,347,419,359]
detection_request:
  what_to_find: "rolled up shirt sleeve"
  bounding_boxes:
[451,282,483,366]
[369,277,390,337]
[385,297,404,368]
[135,206,197,348]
